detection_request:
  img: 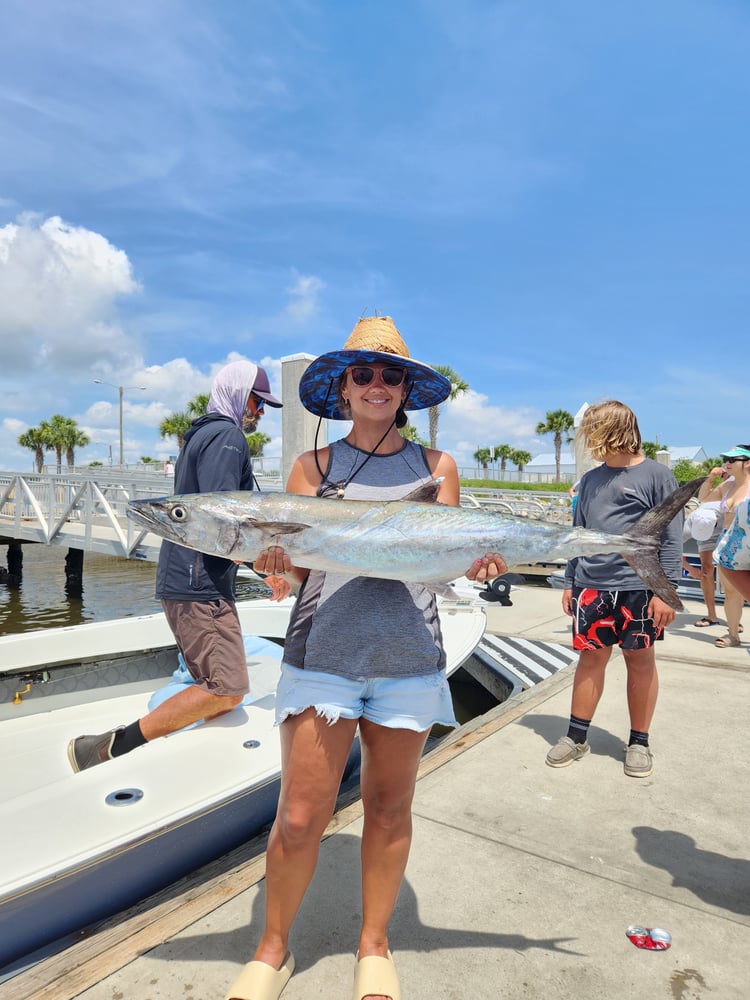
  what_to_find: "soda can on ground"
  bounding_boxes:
[626,925,672,951]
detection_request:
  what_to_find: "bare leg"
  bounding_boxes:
[253,709,358,970]
[622,646,659,733]
[357,719,429,1000]
[718,569,744,642]
[698,551,719,622]
[723,569,750,605]
[138,686,243,741]
[570,646,613,721]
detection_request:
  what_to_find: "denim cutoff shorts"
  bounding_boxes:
[275,662,458,732]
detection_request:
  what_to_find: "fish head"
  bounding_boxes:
[127,494,246,557]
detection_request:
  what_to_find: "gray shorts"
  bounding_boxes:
[698,531,722,554]
[161,599,249,696]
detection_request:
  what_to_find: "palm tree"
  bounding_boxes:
[159,412,193,451]
[510,448,532,474]
[18,426,53,473]
[399,423,429,446]
[246,431,271,457]
[43,414,88,473]
[642,440,665,460]
[187,393,209,417]
[62,423,90,468]
[535,409,575,482]
[40,415,90,471]
[493,443,514,477]
[428,365,469,449]
[160,394,210,452]
[473,447,492,479]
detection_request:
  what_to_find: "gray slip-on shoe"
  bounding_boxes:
[545,736,590,768]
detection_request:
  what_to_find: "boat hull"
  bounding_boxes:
[0,589,488,975]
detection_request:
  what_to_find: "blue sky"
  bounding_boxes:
[0,0,747,474]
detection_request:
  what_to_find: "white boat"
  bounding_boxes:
[0,586,492,976]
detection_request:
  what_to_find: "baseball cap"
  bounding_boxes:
[252,367,282,408]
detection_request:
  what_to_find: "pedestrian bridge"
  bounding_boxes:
[0,471,282,563]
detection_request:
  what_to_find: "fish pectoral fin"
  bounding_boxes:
[246,519,310,536]
[402,478,443,503]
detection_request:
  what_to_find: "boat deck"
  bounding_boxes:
[3,585,748,1000]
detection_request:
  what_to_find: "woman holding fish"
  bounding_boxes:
[224,317,506,1000]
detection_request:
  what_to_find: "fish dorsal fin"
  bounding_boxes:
[402,478,443,503]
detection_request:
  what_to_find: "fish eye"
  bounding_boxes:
[169,505,189,522]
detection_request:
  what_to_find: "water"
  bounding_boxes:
[0,545,269,636]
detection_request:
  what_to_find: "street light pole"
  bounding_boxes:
[93,379,146,467]
[118,385,124,467]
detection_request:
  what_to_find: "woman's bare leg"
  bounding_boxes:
[253,709,359,969]
[357,719,429,1000]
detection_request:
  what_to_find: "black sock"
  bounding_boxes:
[628,729,649,748]
[112,721,148,757]
[566,715,591,745]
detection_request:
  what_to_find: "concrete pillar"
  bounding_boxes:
[655,449,671,468]
[281,354,331,488]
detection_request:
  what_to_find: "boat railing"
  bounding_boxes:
[460,489,571,524]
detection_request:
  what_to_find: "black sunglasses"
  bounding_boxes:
[348,366,407,388]
[251,394,265,411]
[722,456,747,464]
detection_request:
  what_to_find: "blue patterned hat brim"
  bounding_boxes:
[299,349,452,420]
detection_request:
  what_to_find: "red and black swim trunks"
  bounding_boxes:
[571,586,664,651]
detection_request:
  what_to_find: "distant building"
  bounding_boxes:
[665,446,708,466]
[525,452,576,479]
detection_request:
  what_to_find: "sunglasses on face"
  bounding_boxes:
[722,456,747,464]
[348,366,407,388]
[251,394,265,411]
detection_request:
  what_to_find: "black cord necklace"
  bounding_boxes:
[313,378,412,498]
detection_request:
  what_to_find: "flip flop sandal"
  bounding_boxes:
[695,618,720,627]
[225,952,295,1000]
[715,635,741,648]
[353,950,400,1000]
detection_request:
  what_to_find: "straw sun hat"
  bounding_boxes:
[298,316,452,420]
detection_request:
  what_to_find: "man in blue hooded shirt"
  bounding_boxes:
[68,360,287,771]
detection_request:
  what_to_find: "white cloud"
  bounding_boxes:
[431,390,542,467]
[0,215,141,374]
[282,273,325,325]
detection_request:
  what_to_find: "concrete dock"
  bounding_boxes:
[5,586,749,999]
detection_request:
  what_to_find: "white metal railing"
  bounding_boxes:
[0,472,173,560]
[460,489,572,524]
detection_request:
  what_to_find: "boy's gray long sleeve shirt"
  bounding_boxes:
[563,458,682,591]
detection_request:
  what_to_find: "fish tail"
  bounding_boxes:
[621,476,707,612]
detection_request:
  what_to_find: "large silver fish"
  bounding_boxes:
[128,476,704,610]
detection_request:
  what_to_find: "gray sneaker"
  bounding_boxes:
[624,743,653,778]
[545,736,590,767]
[67,729,122,772]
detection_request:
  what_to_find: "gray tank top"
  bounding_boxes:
[283,438,447,679]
